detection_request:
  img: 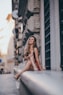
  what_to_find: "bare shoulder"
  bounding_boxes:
[34,47,38,52]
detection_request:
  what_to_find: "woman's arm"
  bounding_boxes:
[24,48,29,60]
[34,48,43,70]
[24,55,29,60]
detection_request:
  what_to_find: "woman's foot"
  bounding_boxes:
[14,73,20,80]
[41,67,46,71]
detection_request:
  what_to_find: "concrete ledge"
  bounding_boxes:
[14,67,63,95]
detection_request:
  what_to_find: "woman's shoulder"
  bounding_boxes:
[34,47,39,55]
[34,47,38,52]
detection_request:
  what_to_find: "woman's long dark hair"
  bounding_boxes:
[24,36,37,55]
[30,35,37,47]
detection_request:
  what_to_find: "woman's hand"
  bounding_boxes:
[24,54,31,60]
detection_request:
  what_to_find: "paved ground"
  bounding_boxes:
[0,74,19,95]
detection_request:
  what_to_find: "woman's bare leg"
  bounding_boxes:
[14,60,32,79]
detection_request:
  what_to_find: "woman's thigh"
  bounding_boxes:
[26,59,34,70]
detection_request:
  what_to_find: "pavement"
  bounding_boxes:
[0,74,19,95]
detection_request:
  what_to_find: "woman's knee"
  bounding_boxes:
[27,59,32,65]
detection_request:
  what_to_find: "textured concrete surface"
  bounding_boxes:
[0,74,19,95]
[14,65,63,95]
[21,71,63,95]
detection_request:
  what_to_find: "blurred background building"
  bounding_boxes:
[0,0,15,73]
[12,0,63,71]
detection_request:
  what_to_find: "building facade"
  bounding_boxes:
[40,0,63,71]
[12,0,63,71]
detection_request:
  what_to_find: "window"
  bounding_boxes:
[59,0,63,70]
[44,0,51,70]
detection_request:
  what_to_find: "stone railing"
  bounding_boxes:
[14,65,63,95]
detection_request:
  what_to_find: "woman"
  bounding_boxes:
[15,36,43,79]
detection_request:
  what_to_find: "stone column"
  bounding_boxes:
[40,0,45,68]
[50,0,61,70]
